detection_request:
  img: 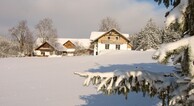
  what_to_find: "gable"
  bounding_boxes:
[90,29,129,41]
[35,42,55,51]
[63,40,76,48]
[92,29,130,45]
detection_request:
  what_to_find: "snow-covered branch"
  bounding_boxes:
[153,36,194,76]
[165,0,188,27]
[75,70,178,104]
[75,69,194,105]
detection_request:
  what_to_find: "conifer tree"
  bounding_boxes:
[135,19,162,50]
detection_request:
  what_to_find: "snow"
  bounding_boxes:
[0,51,175,106]
[90,32,105,40]
[165,0,188,27]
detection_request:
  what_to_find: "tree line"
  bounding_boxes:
[0,16,121,57]
[130,19,181,51]
[0,16,181,57]
[0,18,57,57]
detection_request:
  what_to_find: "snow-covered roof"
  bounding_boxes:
[55,42,67,51]
[90,32,106,40]
[57,38,91,49]
[35,38,91,51]
[90,29,129,41]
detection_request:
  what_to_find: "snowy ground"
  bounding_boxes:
[0,51,175,106]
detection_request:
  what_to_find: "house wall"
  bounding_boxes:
[93,42,130,55]
[66,49,75,52]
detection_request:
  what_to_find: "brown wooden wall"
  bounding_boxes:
[97,30,128,44]
[63,40,76,48]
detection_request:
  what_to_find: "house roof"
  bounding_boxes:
[35,41,55,51]
[90,29,129,41]
[35,38,91,52]
[57,38,91,49]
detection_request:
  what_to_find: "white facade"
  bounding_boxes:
[93,43,130,55]
[66,49,75,52]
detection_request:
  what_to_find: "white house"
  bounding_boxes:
[90,29,132,55]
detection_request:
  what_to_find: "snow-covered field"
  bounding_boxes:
[0,51,175,106]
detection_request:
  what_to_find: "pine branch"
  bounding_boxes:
[75,70,177,102]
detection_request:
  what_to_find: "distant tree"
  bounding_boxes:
[35,18,58,45]
[9,20,33,55]
[135,19,162,50]
[74,41,90,56]
[25,33,34,56]
[99,17,121,31]
[128,34,138,50]
[0,36,19,57]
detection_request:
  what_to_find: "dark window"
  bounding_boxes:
[116,45,120,50]
[96,52,98,55]
[116,37,119,40]
[108,37,110,39]
[105,44,109,49]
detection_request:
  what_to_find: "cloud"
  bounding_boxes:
[0,0,168,38]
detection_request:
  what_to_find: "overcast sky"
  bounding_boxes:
[0,0,168,38]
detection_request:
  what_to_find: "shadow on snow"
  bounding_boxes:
[87,63,174,73]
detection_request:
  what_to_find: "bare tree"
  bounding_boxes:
[0,36,19,57]
[99,17,121,31]
[25,33,34,56]
[9,20,33,55]
[35,18,58,45]
[74,41,90,56]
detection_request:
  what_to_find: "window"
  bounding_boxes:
[105,44,109,49]
[116,45,120,50]
[116,37,119,40]
[108,37,110,39]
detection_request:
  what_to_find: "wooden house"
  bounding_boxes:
[35,42,55,56]
[90,29,132,55]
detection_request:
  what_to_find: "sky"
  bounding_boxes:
[0,0,169,38]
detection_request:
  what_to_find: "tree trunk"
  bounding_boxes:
[188,0,194,35]
[181,0,194,75]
